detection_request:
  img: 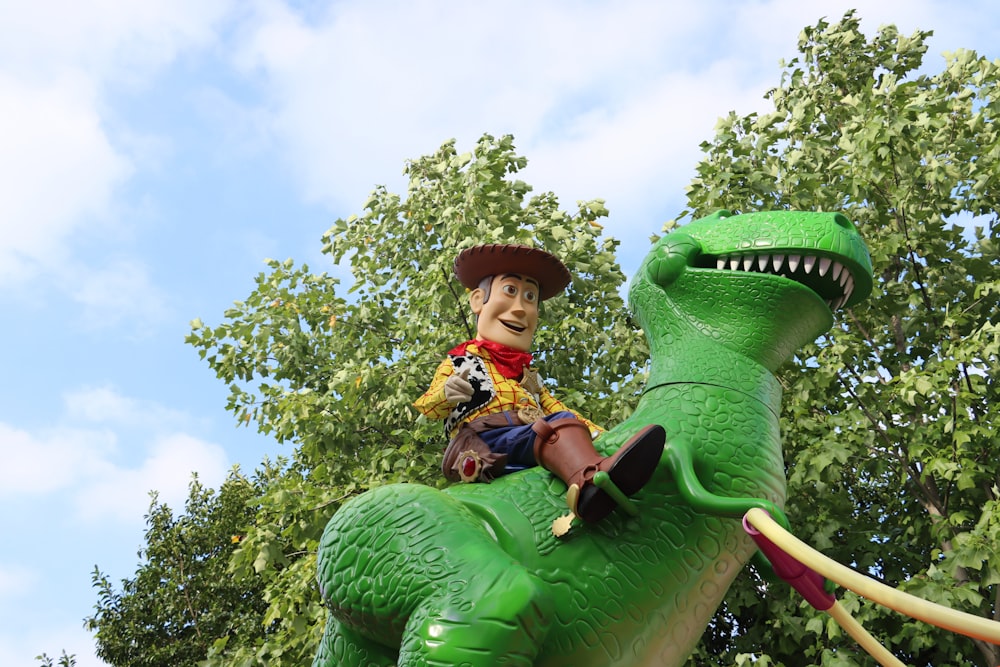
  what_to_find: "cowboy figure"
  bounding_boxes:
[414,243,664,523]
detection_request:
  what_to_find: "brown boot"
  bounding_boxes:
[532,419,665,523]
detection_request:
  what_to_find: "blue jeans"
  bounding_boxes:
[479,410,577,472]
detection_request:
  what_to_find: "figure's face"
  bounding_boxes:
[470,273,540,352]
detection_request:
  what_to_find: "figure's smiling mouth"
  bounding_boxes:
[501,320,526,333]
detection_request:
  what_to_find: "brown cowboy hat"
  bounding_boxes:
[454,243,571,301]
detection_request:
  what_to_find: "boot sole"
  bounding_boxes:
[576,425,666,523]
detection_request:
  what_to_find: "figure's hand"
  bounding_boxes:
[444,366,474,404]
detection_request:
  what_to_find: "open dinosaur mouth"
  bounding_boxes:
[703,252,857,310]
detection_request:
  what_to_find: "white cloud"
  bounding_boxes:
[234,0,691,206]
[226,0,787,248]
[0,423,116,496]
[0,564,38,600]
[59,260,171,332]
[0,0,238,323]
[0,387,229,522]
[0,74,159,331]
[78,432,229,522]
[0,0,236,82]
[0,73,131,287]
[64,385,190,429]
[228,0,972,242]
[521,61,774,231]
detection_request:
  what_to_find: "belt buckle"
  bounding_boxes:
[517,403,545,424]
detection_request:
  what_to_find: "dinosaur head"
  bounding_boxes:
[630,210,873,372]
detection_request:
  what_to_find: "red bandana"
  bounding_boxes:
[448,339,533,379]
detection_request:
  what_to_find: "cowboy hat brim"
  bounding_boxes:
[454,244,571,301]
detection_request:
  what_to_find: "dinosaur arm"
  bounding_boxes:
[662,439,790,530]
[662,440,789,583]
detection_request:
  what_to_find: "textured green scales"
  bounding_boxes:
[314,210,873,667]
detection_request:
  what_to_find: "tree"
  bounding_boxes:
[183,134,649,664]
[35,652,76,667]
[682,11,1000,667]
[87,472,270,666]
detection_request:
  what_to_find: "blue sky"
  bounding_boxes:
[1,1,997,664]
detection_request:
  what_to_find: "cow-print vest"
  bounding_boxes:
[443,354,495,435]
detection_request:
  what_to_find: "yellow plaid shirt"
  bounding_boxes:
[414,343,603,438]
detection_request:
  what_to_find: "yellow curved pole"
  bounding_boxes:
[826,601,905,667]
[744,507,1000,644]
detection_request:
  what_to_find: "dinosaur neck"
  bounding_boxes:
[631,275,833,415]
[636,290,788,414]
[644,332,782,414]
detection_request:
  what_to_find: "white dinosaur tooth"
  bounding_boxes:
[743,255,754,271]
[831,261,844,281]
[758,254,769,271]
[803,256,816,274]
[845,274,855,297]
[818,257,832,277]
[717,257,727,270]
[730,256,741,270]
[788,255,801,272]
[773,254,785,272]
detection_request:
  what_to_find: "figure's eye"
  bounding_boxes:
[502,284,518,297]
[523,289,537,303]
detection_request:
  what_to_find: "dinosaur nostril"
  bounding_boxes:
[833,214,854,230]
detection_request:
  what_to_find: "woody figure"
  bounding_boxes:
[415,244,665,523]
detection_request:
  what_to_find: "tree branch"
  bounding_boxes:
[444,266,475,340]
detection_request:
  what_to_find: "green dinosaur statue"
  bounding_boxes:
[313,209,874,667]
